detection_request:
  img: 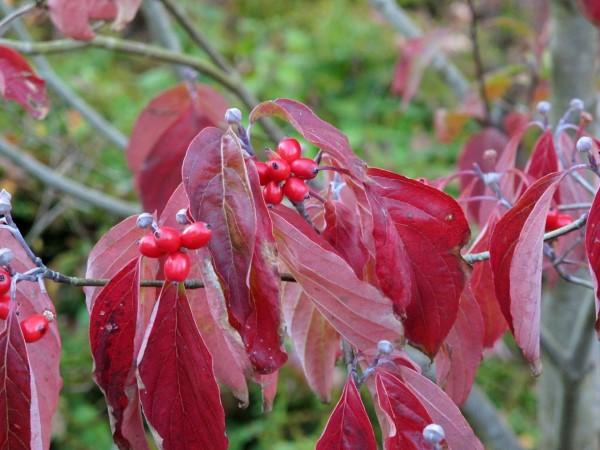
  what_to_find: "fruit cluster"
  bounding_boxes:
[0,266,52,343]
[138,220,212,282]
[255,137,319,205]
[545,210,573,232]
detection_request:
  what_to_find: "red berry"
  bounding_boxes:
[263,181,284,205]
[290,158,318,180]
[0,294,9,320]
[283,177,309,203]
[556,213,574,229]
[139,234,165,258]
[164,251,190,282]
[181,222,212,249]
[545,210,572,232]
[266,159,291,182]
[276,137,302,162]
[21,314,49,343]
[0,268,10,295]
[154,227,181,253]
[255,161,271,185]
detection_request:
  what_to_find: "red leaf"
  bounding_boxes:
[468,214,508,347]
[368,168,470,356]
[90,258,148,450]
[48,0,141,40]
[127,83,228,213]
[0,46,48,119]
[85,215,146,310]
[271,206,403,352]
[249,99,367,179]
[490,171,567,372]
[585,188,600,334]
[316,376,377,450]
[374,369,432,450]
[399,366,483,450]
[525,130,560,182]
[137,284,228,450]
[435,285,484,406]
[0,310,33,449]
[1,229,61,449]
[282,283,339,402]
[182,128,285,373]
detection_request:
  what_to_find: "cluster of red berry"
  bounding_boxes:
[545,210,573,232]
[0,267,52,343]
[138,221,211,282]
[255,137,319,205]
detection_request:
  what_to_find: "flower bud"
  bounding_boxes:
[136,212,154,229]
[377,340,394,355]
[423,423,445,445]
[570,98,584,111]
[537,101,551,115]
[225,108,242,125]
[176,209,189,225]
[577,136,594,153]
[0,190,12,215]
[0,248,14,266]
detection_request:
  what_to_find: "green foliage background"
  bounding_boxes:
[0,1,540,448]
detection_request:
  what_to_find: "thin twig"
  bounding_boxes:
[466,0,491,124]
[0,1,36,36]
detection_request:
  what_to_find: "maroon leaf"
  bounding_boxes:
[90,258,148,450]
[316,376,377,450]
[127,83,228,213]
[399,366,484,450]
[182,128,285,373]
[368,168,470,357]
[282,283,340,402]
[2,229,61,449]
[256,371,279,413]
[48,0,141,40]
[85,215,146,310]
[435,285,484,406]
[585,187,600,334]
[468,214,508,348]
[271,206,403,352]
[0,46,49,119]
[0,310,32,449]
[249,98,367,179]
[374,369,432,450]
[490,171,567,372]
[137,284,228,450]
[525,131,559,182]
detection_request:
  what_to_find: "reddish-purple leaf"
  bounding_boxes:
[585,187,600,334]
[182,128,285,373]
[2,229,61,449]
[282,283,340,402]
[48,0,141,40]
[368,168,470,357]
[316,376,377,450]
[90,258,148,450]
[435,285,484,406]
[490,171,567,372]
[137,284,228,450]
[468,214,508,348]
[249,99,367,179]
[0,310,33,449]
[256,371,279,413]
[85,215,146,310]
[0,46,48,119]
[128,83,228,213]
[271,206,403,352]
[399,366,484,450]
[374,369,432,450]
[525,131,559,182]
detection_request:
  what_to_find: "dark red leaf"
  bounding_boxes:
[137,284,228,450]
[271,206,403,352]
[316,376,377,450]
[249,99,367,179]
[90,258,148,450]
[374,369,432,450]
[525,130,560,183]
[368,168,470,356]
[182,128,285,373]
[585,187,600,334]
[128,83,227,213]
[435,285,484,406]
[490,171,567,372]
[282,283,340,402]
[399,366,483,450]
[0,46,48,119]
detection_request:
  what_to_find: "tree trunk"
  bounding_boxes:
[541,2,600,449]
